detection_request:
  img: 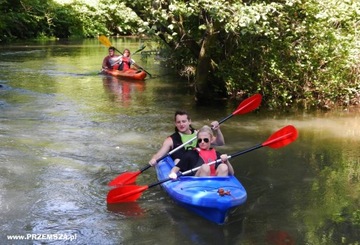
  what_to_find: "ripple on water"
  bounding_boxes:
[21,164,122,244]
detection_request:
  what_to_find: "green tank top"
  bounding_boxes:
[179,132,197,150]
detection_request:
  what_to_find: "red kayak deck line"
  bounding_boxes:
[101,68,147,80]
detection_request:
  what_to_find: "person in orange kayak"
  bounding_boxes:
[149,110,225,166]
[118,48,137,71]
[168,125,234,179]
[102,46,121,70]
[102,47,137,71]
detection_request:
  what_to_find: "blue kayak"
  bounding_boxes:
[155,156,247,224]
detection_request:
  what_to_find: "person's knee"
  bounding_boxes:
[197,165,211,176]
[216,164,228,176]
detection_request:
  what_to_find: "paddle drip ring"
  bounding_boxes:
[217,188,231,196]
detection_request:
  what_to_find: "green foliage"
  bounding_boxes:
[0,0,359,110]
[95,0,144,36]
[123,0,360,109]
[0,0,52,40]
[0,0,144,41]
[214,0,359,109]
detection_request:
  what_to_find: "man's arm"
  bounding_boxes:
[211,121,225,146]
[149,137,173,166]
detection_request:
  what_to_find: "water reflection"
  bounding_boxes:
[155,204,245,245]
[102,73,145,107]
[266,230,295,245]
[107,203,144,217]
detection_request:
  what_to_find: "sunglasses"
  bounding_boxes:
[197,138,210,143]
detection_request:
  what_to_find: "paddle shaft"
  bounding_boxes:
[114,47,151,77]
[157,94,263,157]
[148,159,220,189]
[112,46,124,55]
[148,125,298,189]
[138,135,199,174]
[132,45,146,55]
[110,45,144,56]
[218,114,234,125]
[107,94,262,186]
[108,43,144,56]
[108,130,200,186]
[147,144,263,189]
[153,103,251,163]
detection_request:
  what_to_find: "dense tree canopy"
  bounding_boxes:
[0,0,359,110]
[127,0,360,109]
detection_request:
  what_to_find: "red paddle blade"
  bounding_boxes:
[233,93,262,115]
[262,125,298,149]
[108,171,140,187]
[107,185,149,203]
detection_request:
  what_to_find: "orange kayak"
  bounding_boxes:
[101,68,147,80]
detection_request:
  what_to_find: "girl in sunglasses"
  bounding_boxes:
[168,125,234,179]
[149,110,225,166]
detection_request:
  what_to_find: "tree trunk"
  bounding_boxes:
[195,41,212,102]
[194,30,226,104]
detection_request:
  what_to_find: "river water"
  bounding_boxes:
[1,38,359,245]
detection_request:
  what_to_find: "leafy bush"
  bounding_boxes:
[216,0,360,109]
